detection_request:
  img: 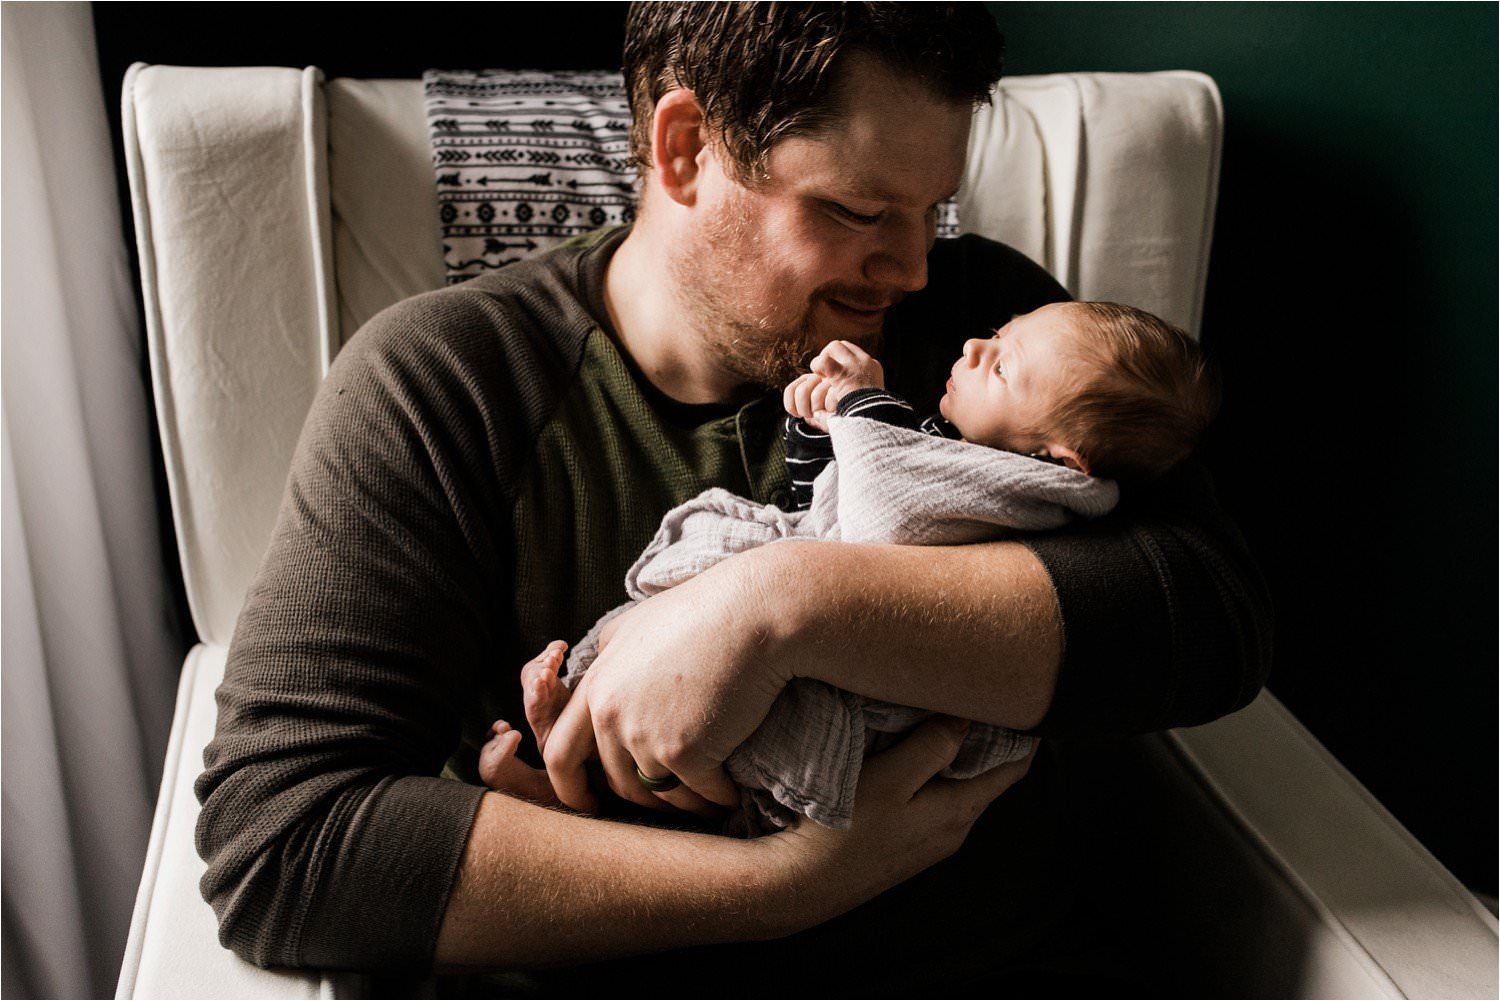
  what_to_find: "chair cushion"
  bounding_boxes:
[117,645,366,999]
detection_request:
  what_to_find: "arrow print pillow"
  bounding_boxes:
[425,69,637,284]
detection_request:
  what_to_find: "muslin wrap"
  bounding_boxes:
[563,415,1119,835]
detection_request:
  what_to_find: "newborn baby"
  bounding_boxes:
[784,300,1219,500]
[479,300,1218,820]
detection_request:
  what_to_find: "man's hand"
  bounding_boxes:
[783,340,886,431]
[542,559,788,817]
[437,718,1035,968]
[759,716,1036,930]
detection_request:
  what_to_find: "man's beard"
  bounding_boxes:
[701,296,823,391]
[668,199,885,392]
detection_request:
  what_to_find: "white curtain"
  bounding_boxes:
[2,4,184,998]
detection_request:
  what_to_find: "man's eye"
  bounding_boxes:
[830,202,882,226]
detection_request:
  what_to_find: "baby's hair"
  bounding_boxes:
[1051,302,1221,482]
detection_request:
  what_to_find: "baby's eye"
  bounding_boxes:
[994,362,1005,376]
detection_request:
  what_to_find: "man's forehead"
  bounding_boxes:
[777,64,973,200]
[769,126,968,204]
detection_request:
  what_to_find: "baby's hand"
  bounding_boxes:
[783,372,839,431]
[784,341,886,431]
[812,340,884,391]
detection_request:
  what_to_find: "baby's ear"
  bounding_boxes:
[1042,443,1091,475]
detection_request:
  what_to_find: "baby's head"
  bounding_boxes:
[938,301,1219,481]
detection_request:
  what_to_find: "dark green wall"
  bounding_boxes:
[991,2,1498,892]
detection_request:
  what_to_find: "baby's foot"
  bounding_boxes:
[478,720,559,804]
[522,640,571,754]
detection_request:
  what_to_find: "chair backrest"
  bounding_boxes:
[123,64,1222,647]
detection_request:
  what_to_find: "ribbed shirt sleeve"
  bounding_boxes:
[1022,460,1274,738]
[193,287,562,972]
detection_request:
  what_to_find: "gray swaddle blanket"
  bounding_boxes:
[563,415,1119,834]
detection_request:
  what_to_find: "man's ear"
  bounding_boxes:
[1041,443,1091,475]
[650,89,708,207]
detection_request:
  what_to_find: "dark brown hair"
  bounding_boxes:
[1053,302,1221,483]
[622,2,1004,184]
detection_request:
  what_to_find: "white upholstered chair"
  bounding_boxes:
[115,64,1498,999]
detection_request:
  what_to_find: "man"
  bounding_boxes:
[196,3,1271,990]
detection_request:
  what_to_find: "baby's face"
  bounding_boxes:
[939,303,1094,453]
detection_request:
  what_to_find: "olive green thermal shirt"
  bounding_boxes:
[195,226,1273,971]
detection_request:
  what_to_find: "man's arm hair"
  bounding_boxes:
[432,793,775,970]
[753,459,1272,737]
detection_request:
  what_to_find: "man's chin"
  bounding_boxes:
[724,304,884,391]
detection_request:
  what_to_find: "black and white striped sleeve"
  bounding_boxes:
[834,387,921,430]
[834,387,921,429]
[783,387,925,511]
[784,415,834,511]
[919,413,962,440]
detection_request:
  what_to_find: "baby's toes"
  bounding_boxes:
[477,722,522,790]
[524,675,570,754]
[519,657,557,692]
[519,640,567,675]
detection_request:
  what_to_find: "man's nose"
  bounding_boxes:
[864,218,930,293]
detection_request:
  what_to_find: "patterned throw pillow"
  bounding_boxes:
[424,69,959,286]
[424,70,635,285]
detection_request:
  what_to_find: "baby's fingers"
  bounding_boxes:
[813,340,867,375]
[810,347,843,378]
[783,374,812,416]
[782,376,802,416]
[791,374,823,420]
[810,379,836,418]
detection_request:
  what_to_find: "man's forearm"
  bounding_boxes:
[754,539,1062,730]
[434,793,781,970]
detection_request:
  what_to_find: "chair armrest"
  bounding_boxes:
[1163,691,1498,998]
[115,645,371,999]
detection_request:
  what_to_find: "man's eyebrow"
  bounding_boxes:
[839,181,962,207]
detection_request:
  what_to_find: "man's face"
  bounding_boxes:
[939,303,1094,451]
[669,53,972,389]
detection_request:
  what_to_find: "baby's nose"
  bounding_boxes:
[962,338,984,363]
